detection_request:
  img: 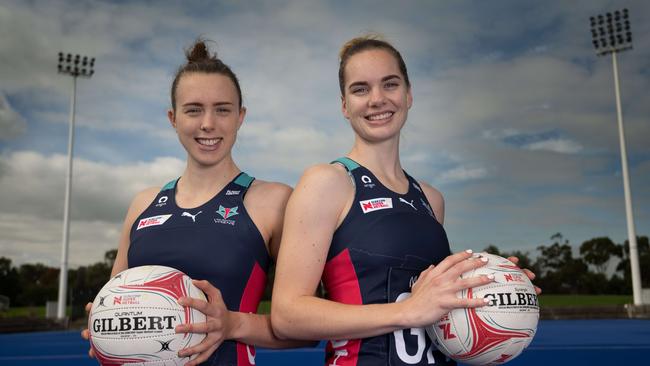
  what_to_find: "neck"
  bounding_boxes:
[179,156,241,196]
[348,135,403,180]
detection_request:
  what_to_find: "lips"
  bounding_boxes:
[365,111,394,121]
[195,138,222,146]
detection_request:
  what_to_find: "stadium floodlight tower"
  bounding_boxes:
[589,9,643,306]
[56,52,95,320]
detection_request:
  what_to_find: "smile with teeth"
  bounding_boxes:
[366,111,393,121]
[196,138,222,146]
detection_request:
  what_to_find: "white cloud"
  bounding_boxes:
[0,151,184,266]
[524,138,583,154]
[439,165,487,183]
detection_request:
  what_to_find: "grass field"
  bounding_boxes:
[0,306,75,318]
[538,294,633,307]
[1,295,634,319]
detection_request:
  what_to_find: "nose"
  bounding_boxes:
[368,87,386,107]
[200,113,217,132]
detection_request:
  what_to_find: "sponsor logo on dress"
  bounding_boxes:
[214,205,239,226]
[359,198,393,214]
[225,190,240,196]
[361,175,376,188]
[399,197,417,210]
[155,196,168,207]
[181,210,202,222]
[136,214,172,230]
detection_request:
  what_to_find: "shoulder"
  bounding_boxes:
[128,187,160,219]
[417,181,443,203]
[417,180,445,224]
[129,187,160,212]
[298,163,353,190]
[287,163,354,218]
[246,179,293,207]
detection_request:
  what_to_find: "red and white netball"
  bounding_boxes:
[89,265,207,365]
[426,253,539,365]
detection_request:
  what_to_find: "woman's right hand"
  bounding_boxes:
[402,250,494,328]
[80,302,96,358]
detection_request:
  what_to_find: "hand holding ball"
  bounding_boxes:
[427,253,539,365]
[89,265,206,365]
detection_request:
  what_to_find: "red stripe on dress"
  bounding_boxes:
[322,249,362,366]
[237,262,267,366]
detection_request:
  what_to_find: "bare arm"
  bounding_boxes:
[271,165,492,341]
[225,181,309,348]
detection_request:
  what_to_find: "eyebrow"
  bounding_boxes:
[347,74,402,90]
[181,101,234,107]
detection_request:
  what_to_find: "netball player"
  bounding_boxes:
[271,35,539,365]
[83,39,304,366]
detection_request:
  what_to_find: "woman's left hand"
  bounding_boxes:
[175,280,233,366]
[507,256,542,295]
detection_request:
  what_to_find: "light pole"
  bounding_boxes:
[589,9,643,305]
[56,52,95,320]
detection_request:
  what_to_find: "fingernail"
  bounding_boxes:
[480,257,488,262]
[465,249,473,254]
[487,274,495,280]
[483,297,490,303]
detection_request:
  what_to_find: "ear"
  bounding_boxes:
[167,109,176,129]
[341,95,350,120]
[237,106,247,130]
[407,88,413,109]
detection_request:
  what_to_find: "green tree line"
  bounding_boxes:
[483,233,649,294]
[0,234,648,317]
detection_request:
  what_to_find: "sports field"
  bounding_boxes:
[0,319,648,365]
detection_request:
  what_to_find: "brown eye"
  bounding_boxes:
[351,86,369,95]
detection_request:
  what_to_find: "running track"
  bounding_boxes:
[0,319,648,365]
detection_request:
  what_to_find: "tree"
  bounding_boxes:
[16,263,58,306]
[482,245,501,256]
[0,257,20,304]
[481,245,537,274]
[104,249,117,269]
[534,233,588,294]
[616,236,650,289]
[579,237,620,275]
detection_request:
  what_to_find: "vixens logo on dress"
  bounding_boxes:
[214,205,239,226]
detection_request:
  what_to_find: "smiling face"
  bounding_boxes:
[341,49,412,143]
[168,72,245,167]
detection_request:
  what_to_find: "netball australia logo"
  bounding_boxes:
[214,205,239,226]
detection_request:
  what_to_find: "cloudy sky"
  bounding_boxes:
[1,0,648,268]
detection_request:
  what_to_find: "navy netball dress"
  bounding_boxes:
[323,158,455,366]
[128,172,269,366]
